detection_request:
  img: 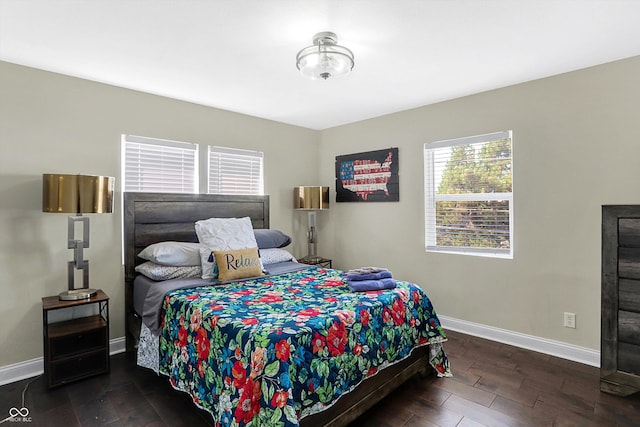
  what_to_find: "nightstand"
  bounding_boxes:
[298,256,332,268]
[42,289,110,388]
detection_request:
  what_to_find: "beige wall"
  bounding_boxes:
[318,55,640,350]
[0,61,319,366]
[2,55,639,368]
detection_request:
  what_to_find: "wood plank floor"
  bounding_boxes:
[2,330,639,426]
[356,330,640,427]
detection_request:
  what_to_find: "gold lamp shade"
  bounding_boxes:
[294,186,329,210]
[43,174,114,214]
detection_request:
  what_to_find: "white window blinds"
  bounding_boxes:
[424,131,513,258]
[208,146,264,195]
[122,135,198,193]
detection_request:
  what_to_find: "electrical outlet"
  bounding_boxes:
[564,312,576,328]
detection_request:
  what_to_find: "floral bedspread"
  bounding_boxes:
[159,267,450,426]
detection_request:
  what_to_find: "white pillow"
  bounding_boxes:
[199,247,218,280]
[259,248,296,265]
[195,217,258,250]
[138,241,203,266]
[195,217,261,279]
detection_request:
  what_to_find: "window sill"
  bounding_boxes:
[425,246,512,259]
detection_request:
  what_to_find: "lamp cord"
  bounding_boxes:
[0,374,41,424]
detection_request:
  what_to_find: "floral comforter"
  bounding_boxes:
[159,266,450,426]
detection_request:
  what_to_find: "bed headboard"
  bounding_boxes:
[123,192,270,350]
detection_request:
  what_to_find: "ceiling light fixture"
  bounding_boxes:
[296,31,354,80]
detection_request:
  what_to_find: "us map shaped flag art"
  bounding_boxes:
[337,148,399,202]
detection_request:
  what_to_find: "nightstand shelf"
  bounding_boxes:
[298,256,332,268]
[42,289,110,388]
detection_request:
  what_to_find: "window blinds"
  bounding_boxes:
[208,146,264,195]
[424,131,513,258]
[123,135,198,193]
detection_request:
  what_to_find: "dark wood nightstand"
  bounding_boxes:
[298,256,332,268]
[42,289,110,388]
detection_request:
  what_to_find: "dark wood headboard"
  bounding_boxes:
[123,192,270,350]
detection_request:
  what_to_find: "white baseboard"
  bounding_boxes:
[0,358,42,386]
[0,337,127,386]
[1,319,601,385]
[439,315,600,367]
[109,337,126,355]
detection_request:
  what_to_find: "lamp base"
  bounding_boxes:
[58,288,97,301]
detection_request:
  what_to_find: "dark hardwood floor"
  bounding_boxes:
[356,330,640,427]
[2,330,639,426]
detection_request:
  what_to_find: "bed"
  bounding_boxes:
[123,192,450,427]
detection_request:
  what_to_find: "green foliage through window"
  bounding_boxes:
[424,132,513,257]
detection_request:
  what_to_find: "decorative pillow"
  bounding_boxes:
[213,247,264,281]
[195,217,262,279]
[138,241,203,266]
[259,248,296,265]
[253,229,292,249]
[135,261,202,281]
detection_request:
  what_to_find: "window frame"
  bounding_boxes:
[424,131,513,259]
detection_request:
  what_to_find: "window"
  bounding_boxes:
[122,135,198,193]
[122,135,264,196]
[208,146,263,195]
[424,131,513,258]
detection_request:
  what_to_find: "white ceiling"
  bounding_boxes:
[2,0,640,130]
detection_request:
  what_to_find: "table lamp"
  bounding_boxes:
[43,174,114,300]
[294,186,329,262]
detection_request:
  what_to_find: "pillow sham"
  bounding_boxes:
[253,229,292,249]
[138,241,203,266]
[135,261,202,281]
[213,247,264,281]
[259,248,296,265]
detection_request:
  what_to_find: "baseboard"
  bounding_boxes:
[439,315,600,367]
[1,320,601,385]
[109,336,126,355]
[0,337,127,386]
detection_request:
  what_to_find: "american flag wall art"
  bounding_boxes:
[335,147,399,202]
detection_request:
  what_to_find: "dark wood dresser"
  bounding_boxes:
[601,205,640,396]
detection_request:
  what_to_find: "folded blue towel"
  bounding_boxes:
[347,278,396,292]
[347,270,393,281]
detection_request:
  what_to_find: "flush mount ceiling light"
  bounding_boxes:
[296,31,354,80]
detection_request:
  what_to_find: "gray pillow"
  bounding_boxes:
[253,229,292,249]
